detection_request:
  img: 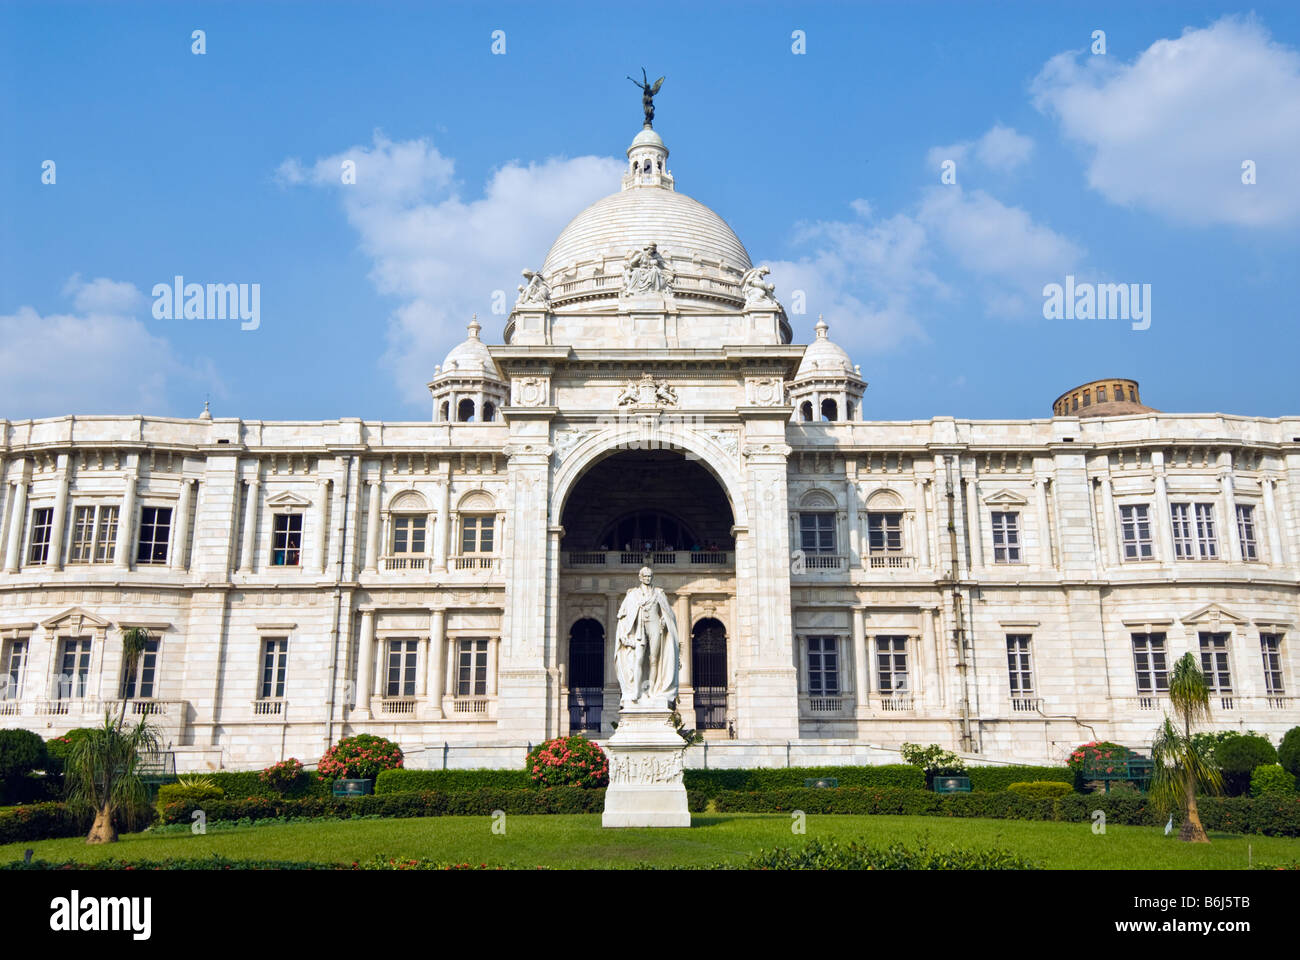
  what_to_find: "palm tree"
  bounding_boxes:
[63,627,158,844]
[64,713,160,843]
[1149,653,1223,843]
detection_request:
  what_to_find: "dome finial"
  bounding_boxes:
[815,314,828,338]
[199,398,212,420]
[627,68,665,129]
[467,314,481,340]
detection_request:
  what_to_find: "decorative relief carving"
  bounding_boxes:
[702,429,739,461]
[744,376,785,406]
[616,373,677,407]
[512,377,549,407]
[552,429,595,464]
[609,751,684,785]
[621,243,674,295]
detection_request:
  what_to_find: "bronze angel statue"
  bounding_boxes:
[627,68,665,128]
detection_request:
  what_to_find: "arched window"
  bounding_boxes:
[457,398,476,422]
[798,491,837,555]
[800,400,814,421]
[821,398,838,422]
[599,510,699,552]
[388,491,429,556]
[568,618,604,731]
[482,401,496,422]
[438,401,449,422]
[458,491,496,555]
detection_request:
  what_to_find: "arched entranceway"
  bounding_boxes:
[692,617,728,730]
[567,618,604,732]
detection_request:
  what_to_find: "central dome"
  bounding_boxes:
[540,128,752,280]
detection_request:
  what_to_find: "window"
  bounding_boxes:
[69,505,118,564]
[259,638,288,699]
[1198,632,1232,693]
[1132,633,1169,694]
[27,507,53,565]
[56,637,92,699]
[866,512,903,554]
[2,639,27,701]
[1119,504,1154,560]
[1261,634,1285,696]
[991,511,1021,563]
[1082,389,1091,407]
[461,516,494,554]
[1006,635,1034,696]
[271,513,303,566]
[806,636,840,696]
[875,636,908,693]
[385,639,419,698]
[136,506,172,564]
[457,638,488,696]
[391,515,427,555]
[1236,504,1259,561]
[800,513,836,554]
[1097,385,1107,403]
[120,636,159,699]
[1171,503,1217,559]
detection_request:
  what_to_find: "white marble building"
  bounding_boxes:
[1,124,1297,770]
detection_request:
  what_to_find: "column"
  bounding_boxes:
[914,479,930,569]
[314,478,330,573]
[170,478,194,571]
[920,608,941,708]
[1219,453,1241,563]
[1152,451,1174,563]
[605,593,621,690]
[113,455,138,570]
[445,634,458,697]
[674,593,691,686]
[1034,476,1053,571]
[434,470,451,570]
[3,468,30,573]
[845,465,861,568]
[356,610,375,714]
[967,473,985,572]
[852,607,868,711]
[48,454,71,571]
[240,469,260,572]
[1098,473,1120,568]
[427,609,445,718]
[1262,478,1286,565]
[489,636,500,696]
[365,477,381,573]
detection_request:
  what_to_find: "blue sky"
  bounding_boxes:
[2,1,1298,422]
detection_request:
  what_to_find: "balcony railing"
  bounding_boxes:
[807,696,844,714]
[101,698,184,719]
[564,550,732,568]
[252,698,286,717]
[800,554,845,571]
[451,556,500,571]
[384,556,427,571]
[1010,697,1042,713]
[877,694,913,711]
[376,697,418,716]
[452,697,491,715]
[867,553,914,570]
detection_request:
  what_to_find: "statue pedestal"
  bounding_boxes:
[601,706,691,828]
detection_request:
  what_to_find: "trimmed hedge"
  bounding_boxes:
[1007,781,1075,800]
[179,770,333,800]
[162,787,710,825]
[156,783,225,809]
[966,765,1074,792]
[730,838,1039,870]
[375,769,530,794]
[683,765,923,798]
[711,787,1300,837]
[0,801,156,844]
[1251,764,1298,798]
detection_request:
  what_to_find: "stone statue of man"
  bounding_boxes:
[615,566,680,708]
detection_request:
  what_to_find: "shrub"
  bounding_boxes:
[376,769,530,793]
[317,735,404,781]
[0,801,155,845]
[187,770,330,800]
[43,728,97,778]
[1278,727,1300,780]
[733,838,1039,870]
[684,765,923,798]
[525,736,609,789]
[1066,741,1131,779]
[1006,781,1074,800]
[259,758,305,794]
[1251,764,1297,798]
[966,766,1073,792]
[0,729,47,785]
[1215,734,1278,796]
[156,781,225,810]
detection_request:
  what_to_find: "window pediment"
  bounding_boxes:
[40,607,111,634]
[1180,603,1245,628]
[266,491,312,510]
[982,488,1029,507]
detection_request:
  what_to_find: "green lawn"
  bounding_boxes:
[3,813,1298,868]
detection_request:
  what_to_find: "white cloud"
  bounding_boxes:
[280,132,624,404]
[927,124,1035,176]
[0,278,212,418]
[1032,16,1300,226]
[764,182,1083,352]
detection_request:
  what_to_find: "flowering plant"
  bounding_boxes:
[317,735,404,781]
[259,757,305,793]
[1067,741,1131,776]
[525,735,609,789]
